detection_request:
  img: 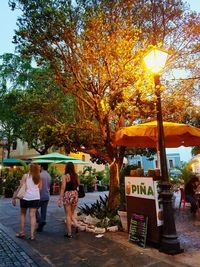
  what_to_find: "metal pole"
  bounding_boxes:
[154,74,183,255]
[1,142,3,178]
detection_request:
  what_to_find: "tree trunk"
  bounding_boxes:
[108,160,120,209]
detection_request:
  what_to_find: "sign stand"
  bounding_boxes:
[129,213,148,248]
[126,176,163,245]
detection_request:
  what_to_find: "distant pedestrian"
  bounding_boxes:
[185,175,200,215]
[58,162,80,238]
[12,163,42,240]
[36,163,51,232]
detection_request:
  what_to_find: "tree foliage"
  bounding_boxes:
[7,0,200,208]
[0,88,24,158]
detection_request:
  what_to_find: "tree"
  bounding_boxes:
[0,53,34,156]
[0,53,79,154]
[9,0,200,208]
[0,89,24,157]
[15,66,79,154]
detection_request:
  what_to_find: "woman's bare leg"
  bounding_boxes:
[64,204,72,235]
[29,208,37,238]
[19,208,26,234]
[71,205,78,228]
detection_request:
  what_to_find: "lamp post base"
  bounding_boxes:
[159,237,184,255]
[159,182,184,255]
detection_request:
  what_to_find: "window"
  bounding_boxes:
[169,159,174,168]
[12,141,17,150]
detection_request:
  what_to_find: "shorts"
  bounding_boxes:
[20,199,40,209]
[63,190,78,206]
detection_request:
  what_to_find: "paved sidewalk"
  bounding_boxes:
[0,223,51,267]
[0,192,200,266]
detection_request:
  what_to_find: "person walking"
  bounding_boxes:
[12,163,42,240]
[36,163,51,232]
[58,162,80,238]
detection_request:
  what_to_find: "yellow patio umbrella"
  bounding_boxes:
[112,121,200,148]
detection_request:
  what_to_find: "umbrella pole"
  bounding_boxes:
[155,74,183,255]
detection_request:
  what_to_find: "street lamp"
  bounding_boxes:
[144,48,183,255]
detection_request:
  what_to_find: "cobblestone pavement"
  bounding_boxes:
[174,191,200,252]
[0,191,200,267]
[0,224,51,267]
[0,228,38,267]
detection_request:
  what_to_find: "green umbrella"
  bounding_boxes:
[58,159,90,164]
[2,158,28,166]
[31,159,57,164]
[31,152,77,161]
[32,159,89,164]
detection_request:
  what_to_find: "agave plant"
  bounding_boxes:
[78,195,120,227]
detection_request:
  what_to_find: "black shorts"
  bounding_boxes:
[20,199,40,209]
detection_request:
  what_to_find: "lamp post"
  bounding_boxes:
[0,138,8,178]
[144,48,183,255]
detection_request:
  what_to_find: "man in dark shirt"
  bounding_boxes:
[36,163,51,232]
[185,176,199,214]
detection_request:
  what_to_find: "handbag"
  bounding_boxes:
[16,183,26,199]
[16,174,27,199]
[78,184,85,198]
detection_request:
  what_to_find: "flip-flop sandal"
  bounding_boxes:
[28,236,35,241]
[64,234,72,238]
[16,232,25,238]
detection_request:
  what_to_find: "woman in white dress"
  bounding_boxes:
[12,163,42,240]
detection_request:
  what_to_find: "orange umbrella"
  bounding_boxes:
[112,121,200,148]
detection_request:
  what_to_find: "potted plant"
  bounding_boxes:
[96,168,110,191]
[48,165,62,195]
[176,164,194,186]
[3,168,25,198]
[79,167,96,192]
[4,178,17,197]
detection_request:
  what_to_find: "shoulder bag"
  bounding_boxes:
[16,174,28,199]
[78,184,85,198]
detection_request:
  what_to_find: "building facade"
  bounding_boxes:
[4,138,106,173]
[127,153,181,176]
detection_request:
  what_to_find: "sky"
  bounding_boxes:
[0,0,199,162]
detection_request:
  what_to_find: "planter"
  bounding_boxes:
[97,185,107,191]
[87,185,95,192]
[117,210,128,232]
[4,189,14,198]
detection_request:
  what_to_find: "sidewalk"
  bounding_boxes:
[0,223,51,267]
[0,192,200,266]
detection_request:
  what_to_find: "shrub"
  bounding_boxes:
[79,166,96,187]
[2,167,27,197]
[48,165,62,184]
[78,195,120,227]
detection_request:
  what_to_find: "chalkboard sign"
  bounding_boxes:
[129,213,148,248]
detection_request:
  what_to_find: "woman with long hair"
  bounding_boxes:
[58,162,80,238]
[12,163,42,240]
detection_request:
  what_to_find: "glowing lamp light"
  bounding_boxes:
[144,48,168,73]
